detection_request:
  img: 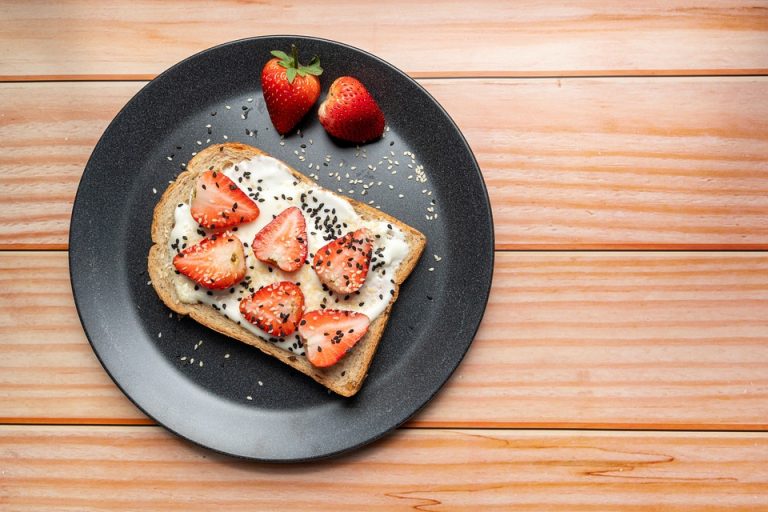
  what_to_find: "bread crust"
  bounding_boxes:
[148,143,426,396]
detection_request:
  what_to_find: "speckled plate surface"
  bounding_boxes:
[70,36,493,461]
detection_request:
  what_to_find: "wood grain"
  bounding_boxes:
[1,1,767,79]
[2,251,767,429]
[1,425,767,511]
[1,78,767,249]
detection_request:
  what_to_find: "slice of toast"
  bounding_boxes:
[148,143,426,396]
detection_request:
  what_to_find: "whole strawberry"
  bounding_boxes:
[318,76,385,143]
[261,45,322,134]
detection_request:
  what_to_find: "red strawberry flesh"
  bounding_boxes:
[312,228,373,295]
[252,206,308,272]
[299,309,370,368]
[173,233,246,290]
[318,76,385,143]
[239,281,305,337]
[191,170,260,230]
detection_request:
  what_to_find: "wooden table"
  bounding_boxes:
[2,2,767,509]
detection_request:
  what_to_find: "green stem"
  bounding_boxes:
[290,44,299,68]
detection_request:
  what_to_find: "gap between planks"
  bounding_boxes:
[2,418,768,433]
[2,70,768,83]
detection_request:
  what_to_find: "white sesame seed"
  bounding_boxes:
[225,105,231,110]
[247,98,253,102]
[146,280,152,286]
[398,194,404,198]
[223,135,228,140]
[428,267,434,272]
[258,381,263,386]
[196,140,202,145]
[224,353,230,359]
[152,187,157,194]
[348,190,354,194]
[180,356,187,361]
[391,170,397,175]
[190,358,195,364]
[434,254,442,261]
[166,156,173,161]
[199,361,203,367]
[206,138,211,143]
[191,152,197,156]
[388,185,394,190]
[350,166,356,171]
[206,124,212,128]
[246,395,253,400]
[157,332,162,338]
[338,188,343,193]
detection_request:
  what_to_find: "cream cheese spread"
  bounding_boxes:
[168,154,410,356]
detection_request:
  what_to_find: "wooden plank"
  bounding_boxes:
[1,79,767,249]
[1,426,767,511]
[1,1,767,79]
[2,251,767,429]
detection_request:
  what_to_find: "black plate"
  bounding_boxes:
[70,36,493,461]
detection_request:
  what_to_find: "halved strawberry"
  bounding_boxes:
[312,228,373,294]
[191,169,260,230]
[239,281,305,337]
[251,206,307,272]
[318,76,385,143]
[173,233,246,289]
[299,309,370,368]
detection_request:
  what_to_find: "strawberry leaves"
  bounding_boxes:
[270,45,322,84]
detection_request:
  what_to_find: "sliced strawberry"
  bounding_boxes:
[251,206,307,272]
[312,228,373,295]
[239,281,305,337]
[173,233,246,290]
[299,309,370,368]
[191,169,260,230]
